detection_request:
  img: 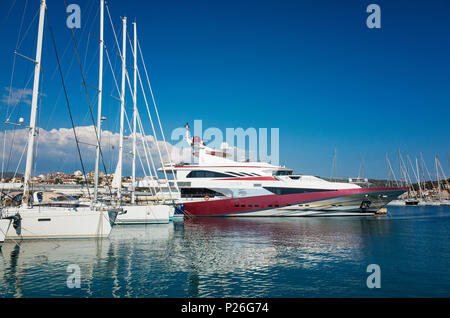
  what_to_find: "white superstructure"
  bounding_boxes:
[138,125,406,216]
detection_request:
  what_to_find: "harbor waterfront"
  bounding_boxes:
[1,206,449,298]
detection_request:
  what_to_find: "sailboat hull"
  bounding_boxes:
[0,218,13,247]
[115,204,172,224]
[3,207,118,240]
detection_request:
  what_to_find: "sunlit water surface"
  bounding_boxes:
[1,206,450,297]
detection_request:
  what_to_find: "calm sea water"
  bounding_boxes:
[1,206,450,298]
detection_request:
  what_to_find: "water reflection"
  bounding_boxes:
[181,218,391,295]
[0,208,449,297]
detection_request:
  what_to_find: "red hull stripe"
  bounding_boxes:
[174,165,270,169]
[183,187,408,216]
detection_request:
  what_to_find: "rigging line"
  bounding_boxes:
[136,111,158,179]
[406,154,421,186]
[16,7,39,51]
[3,0,28,123]
[126,29,177,194]
[119,97,155,195]
[62,0,113,200]
[0,0,17,33]
[134,55,173,199]
[436,157,450,190]
[84,45,100,79]
[123,100,159,197]
[5,73,35,122]
[419,152,427,189]
[80,0,98,70]
[102,23,160,197]
[108,45,120,97]
[400,152,413,188]
[104,43,121,104]
[2,0,24,179]
[136,38,179,192]
[3,68,35,179]
[6,21,36,122]
[12,138,28,182]
[14,0,29,51]
[136,122,159,197]
[45,8,92,199]
[104,2,169,199]
[135,137,155,197]
[32,67,45,192]
[136,111,163,197]
[421,153,434,189]
[51,1,95,79]
[49,5,93,82]
[122,105,157,197]
[45,47,78,130]
[135,108,159,181]
[386,153,399,187]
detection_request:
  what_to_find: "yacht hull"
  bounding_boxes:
[115,204,172,224]
[182,187,408,217]
[3,207,118,240]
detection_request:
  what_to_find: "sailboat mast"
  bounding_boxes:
[22,0,46,205]
[415,157,423,198]
[94,0,104,202]
[117,16,127,201]
[131,21,137,204]
[435,155,442,199]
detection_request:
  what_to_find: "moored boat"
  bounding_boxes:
[140,125,408,217]
[1,0,120,240]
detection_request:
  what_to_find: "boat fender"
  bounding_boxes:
[10,214,21,235]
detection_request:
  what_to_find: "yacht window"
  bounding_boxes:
[186,170,234,178]
[264,187,333,195]
[180,188,223,198]
[273,170,293,176]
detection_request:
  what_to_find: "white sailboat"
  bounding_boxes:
[2,0,120,240]
[113,19,172,224]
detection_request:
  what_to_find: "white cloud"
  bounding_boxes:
[1,87,33,107]
[0,125,187,176]
[0,125,254,176]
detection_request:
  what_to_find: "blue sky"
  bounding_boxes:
[0,0,449,179]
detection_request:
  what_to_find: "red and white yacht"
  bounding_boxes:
[140,125,407,217]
